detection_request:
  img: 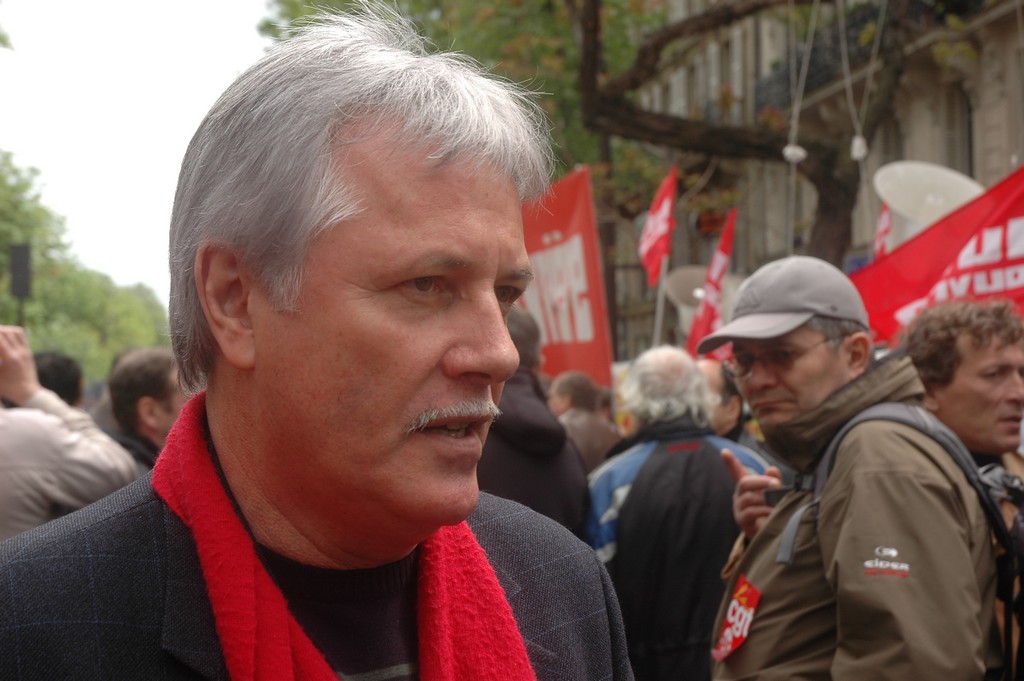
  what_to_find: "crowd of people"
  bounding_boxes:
[0,328,187,540]
[1,3,1022,680]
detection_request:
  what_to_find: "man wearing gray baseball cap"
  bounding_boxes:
[701,256,1000,680]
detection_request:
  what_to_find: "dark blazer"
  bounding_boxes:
[0,477,634,680]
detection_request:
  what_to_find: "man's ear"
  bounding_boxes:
[922,392,939,413]
[136,395,162,435]
[843,331,873,377]
[195,244,256,372]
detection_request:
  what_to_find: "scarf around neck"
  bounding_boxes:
[152,393,537,681]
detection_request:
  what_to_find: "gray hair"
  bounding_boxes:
[619,345,713,430]
[804,315,868,348]
[169,2,554,390]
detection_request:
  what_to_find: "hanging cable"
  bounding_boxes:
[784,0,822,255]
[836,0,889,152]
[836,0,890,242]
[785,0,798,254]
[837,0,862,157]
[679,158,720,206]
[856,0,889,235]
[788,0,799,111]
[858,0,889,131]
[785,0,822,152]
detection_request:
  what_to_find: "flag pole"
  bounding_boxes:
[651,255,670,348]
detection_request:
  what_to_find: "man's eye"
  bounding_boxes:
[771,349,797,363]
[495,286,522,305]
[733,355,754,369]
[410,277,437,293]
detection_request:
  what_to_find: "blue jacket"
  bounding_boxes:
[587,417,740,681]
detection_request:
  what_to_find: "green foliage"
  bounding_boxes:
[590,140,675,217]
[931,38,977,66]
[930,11,977,68]
[0,151,169,383]
[858,21,877,49]
[944,13,969,32]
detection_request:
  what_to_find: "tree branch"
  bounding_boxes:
[602,0,820,99]
[590,97,838,171]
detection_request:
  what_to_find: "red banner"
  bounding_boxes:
[686,208,737,360]
[520,167,614,387]
[637,167,678,287]
[851,166,1024,343]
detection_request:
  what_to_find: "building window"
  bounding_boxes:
[730,27,744,123]
[942,83,973,176]
[708,42,721,121]
[671,68,689,116]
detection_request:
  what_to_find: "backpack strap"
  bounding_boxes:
[774,405,882,565]
[777,403,1011,563]
[773,473,818,565]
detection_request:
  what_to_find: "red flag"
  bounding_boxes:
[520,167,614,387]
[686,208,737,360]
[637,167,678,287]
[873,202,891,259]
[850,166,1024,343]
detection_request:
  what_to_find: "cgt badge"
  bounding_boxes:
[712,574,762,661]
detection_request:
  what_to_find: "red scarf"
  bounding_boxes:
[153,393,537,681]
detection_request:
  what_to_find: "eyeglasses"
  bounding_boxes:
[726,337,830,380]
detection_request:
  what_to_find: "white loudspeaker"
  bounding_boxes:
[873,161,984,247]
[664,266,708,309]
[664,265,746,341]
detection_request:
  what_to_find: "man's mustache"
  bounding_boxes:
[405,400,502,434]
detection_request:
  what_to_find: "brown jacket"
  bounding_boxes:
[712,356,1000,680]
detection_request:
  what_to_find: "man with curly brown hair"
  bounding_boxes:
[903,298,1024,670]
[902,298,1024,467]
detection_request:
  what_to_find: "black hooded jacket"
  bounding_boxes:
[478,367,589,537]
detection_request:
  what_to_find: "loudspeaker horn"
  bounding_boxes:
[873,161,984,247]
[665,265,746,342]
[664,266,708,309]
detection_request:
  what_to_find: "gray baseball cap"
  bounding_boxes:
[696,255,868,354]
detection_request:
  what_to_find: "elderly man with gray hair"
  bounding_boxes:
[0,5,632,679]
[586,344,740,681]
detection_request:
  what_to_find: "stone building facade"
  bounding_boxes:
[611,0,1023,356]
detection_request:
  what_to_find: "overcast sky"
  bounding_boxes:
[0,0,274,308]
